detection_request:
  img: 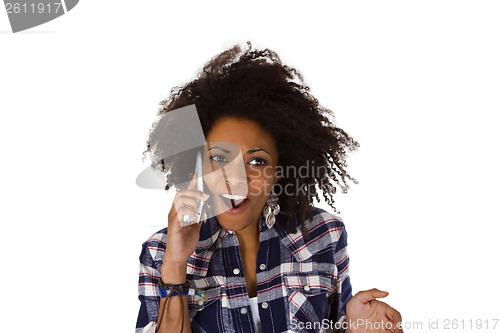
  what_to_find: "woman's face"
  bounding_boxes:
[202,117,279,232]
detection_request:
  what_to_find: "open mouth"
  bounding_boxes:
[219,193,249,210]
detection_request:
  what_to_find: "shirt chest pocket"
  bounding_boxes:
[187,285,227,333]
[187,285,221,313]
[283,271,335,332]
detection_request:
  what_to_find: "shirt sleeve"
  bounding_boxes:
[136,241,162,333]
[332,224,352,330]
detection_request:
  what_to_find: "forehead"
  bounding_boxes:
[206,117,277,151]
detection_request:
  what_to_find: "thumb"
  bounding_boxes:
[355,288,389,304]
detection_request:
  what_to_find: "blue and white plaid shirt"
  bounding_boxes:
[136,207,352,333]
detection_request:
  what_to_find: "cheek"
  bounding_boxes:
[248,170,275,197]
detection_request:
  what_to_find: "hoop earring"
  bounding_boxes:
[263,184,280,228]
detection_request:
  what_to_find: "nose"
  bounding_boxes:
[222,153,248,187]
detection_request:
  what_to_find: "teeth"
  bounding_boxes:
[221,193,247,200]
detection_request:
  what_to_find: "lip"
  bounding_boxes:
[218,195,251,215]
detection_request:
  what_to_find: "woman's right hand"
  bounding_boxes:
[162,175,210,273]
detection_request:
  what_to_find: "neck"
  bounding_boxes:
[235,219,260,252]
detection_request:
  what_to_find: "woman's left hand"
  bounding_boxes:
[345,288,403,333]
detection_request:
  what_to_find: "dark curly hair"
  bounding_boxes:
[143,42,359,234]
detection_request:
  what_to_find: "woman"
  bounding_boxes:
[137,43,403,333]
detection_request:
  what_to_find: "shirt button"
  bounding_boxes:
[240,307,248,315]
[261,302,269,309]
[197,299,204,306]
[233,268,240,275]
[259,264,266,270]
[303,285,311,291]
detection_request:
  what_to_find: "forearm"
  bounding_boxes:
[156,263,192,333]
[157,295,191,333]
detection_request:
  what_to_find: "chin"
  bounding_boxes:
[211,195,265,231]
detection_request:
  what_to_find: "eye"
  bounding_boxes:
[210,155,227,163]
[248,158,267,166]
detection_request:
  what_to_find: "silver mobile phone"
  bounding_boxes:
[181,151,205,227]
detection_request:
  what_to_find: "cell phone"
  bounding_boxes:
[181,151,205,227]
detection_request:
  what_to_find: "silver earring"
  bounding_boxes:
[263,184,280,228]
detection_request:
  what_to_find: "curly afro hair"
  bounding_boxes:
[143,42,359,234]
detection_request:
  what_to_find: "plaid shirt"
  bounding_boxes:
[136,207,352,333]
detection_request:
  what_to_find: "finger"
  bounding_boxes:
[173,203,199,224]
[386,307,403,332]
[393,324,404,333]
[354,288,389,304]
[174,196,201,211]
[176,189,210,202]
[384,317,396,333]
[375,304,402,333]
[387,320,403,333]
[386,306,402,323]
[175,207,199,224]
[168,206,197,229]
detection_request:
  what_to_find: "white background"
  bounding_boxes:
[1,1,499,332]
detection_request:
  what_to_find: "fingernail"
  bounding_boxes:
[202,193,209,198]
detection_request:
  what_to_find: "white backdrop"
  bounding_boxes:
[1,1,499,332]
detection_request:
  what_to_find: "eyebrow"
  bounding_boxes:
[208,147,272,156]
[247,148,271,156]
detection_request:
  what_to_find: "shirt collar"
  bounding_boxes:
[194,212,301,256]
[193,207,333,266]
